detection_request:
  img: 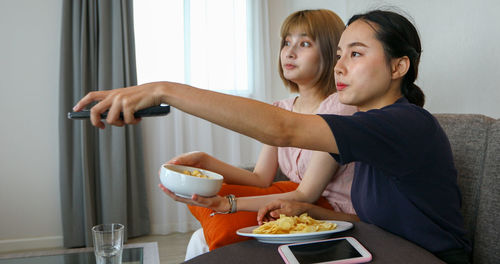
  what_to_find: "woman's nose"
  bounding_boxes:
[285,44,297,58]
[334,57,345,75]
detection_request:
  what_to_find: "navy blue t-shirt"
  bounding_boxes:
[319,97,470,253]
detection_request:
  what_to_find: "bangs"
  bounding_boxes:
[280,13,316,40]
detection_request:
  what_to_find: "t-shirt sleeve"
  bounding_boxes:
[319,106,436,176]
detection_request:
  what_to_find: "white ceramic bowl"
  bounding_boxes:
[159,164,223,198]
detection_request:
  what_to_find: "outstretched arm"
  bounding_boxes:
[73,82,339,154]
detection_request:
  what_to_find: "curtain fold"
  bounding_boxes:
[248,0,272,102]
[141,0,273,234]
[58,0,150,247]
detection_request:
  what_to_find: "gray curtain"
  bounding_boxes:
[58,0,150,248]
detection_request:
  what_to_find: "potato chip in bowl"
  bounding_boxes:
[159,164,223,198]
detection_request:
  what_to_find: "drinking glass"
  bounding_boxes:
[92,223,124,264]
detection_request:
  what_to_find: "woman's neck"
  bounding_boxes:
[292,85,328,114]
[358,82,403,111]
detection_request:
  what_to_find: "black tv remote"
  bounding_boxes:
[67,105,170,119]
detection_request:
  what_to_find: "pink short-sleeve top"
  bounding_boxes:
[273,93,358,214]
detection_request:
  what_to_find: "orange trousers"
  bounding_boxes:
[188,181,334,250]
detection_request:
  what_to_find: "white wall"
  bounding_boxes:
[0,0,63,252]
[0,0,499,253]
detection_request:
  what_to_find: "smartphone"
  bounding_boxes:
[278,237,372,264]
[67,105,170,119]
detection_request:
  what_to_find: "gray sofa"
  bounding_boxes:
[435,114,499,263]
[187,114,500,264]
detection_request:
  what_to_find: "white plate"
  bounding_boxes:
[236,220,353,244]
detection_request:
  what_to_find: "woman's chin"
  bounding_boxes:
[338,92,355,106]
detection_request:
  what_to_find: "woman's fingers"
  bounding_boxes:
[158,184,221,210]
[166,151,204,167]
[88,98,114,129]
[269,209,285,218]
[106,95,125,126]
[256,199,308,225]
[167,156,188,166]
[158,184,196,204]
[106,91,141,126]
[73,84,159,128]
[120,93,142,124]
[73,90,108,111]
[257,200,284,224]
[190,194,210,206]
[122,107,137,125]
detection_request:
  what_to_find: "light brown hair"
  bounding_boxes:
[279,9,345,96]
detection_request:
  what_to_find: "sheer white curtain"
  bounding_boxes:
[134,0,272,234]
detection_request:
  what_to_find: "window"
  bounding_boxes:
[133,0,249,95]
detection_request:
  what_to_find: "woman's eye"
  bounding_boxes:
[301,41,311,47]
[351,51,361,57]
[284,41,291,46]
[336,54,341,60]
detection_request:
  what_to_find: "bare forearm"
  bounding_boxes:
[301,202,360,222]
[202,155,273,187]
[236,190,315,212]
[160,82,293,146]
[159,82,336,153]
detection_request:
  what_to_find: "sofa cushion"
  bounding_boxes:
[473,119,500,263]
[434,114,494,244]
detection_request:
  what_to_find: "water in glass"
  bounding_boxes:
[95,245,122,264]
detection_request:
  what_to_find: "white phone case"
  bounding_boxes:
[278,236,372,264]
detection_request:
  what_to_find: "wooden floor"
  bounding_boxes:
[127,231,194,264]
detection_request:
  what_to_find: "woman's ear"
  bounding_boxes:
[391,56,410,80]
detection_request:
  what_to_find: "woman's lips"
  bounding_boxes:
[336,82,348,91]
[284,64,296,70]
